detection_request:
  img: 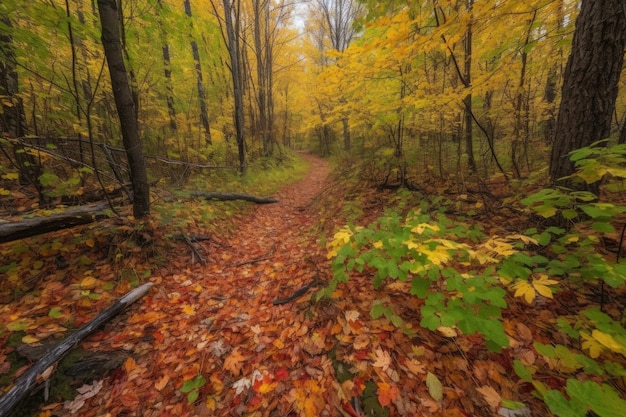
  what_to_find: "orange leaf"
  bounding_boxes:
[377,381,399,406]
[224,347,245,376]
[155,375,169,391]
[124,357,137,373]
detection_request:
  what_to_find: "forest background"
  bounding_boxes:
[2,0,626,416]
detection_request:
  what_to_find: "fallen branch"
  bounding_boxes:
[272,280,320,305]
[181,233,207,265]
[0,201,115,243]
[235,244,276,267]
[188,191,278,204]
[0,282,153,416]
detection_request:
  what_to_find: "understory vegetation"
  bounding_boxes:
[320,142,626,416]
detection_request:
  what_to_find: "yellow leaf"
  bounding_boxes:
[85,238,95,248]
[22,335,40,344]
[512,281,535,304]
[532,284,553,299]
[80,276,98,290]
[437,326,457,337]
[581,332,604,358]
[182,304,196,315]
[592,330,626,356]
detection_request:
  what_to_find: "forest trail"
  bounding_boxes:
[80,153,340,416]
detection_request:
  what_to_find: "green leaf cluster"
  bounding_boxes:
[180,375,206,403]
[320,201,512,352]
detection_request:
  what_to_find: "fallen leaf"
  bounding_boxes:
[224,347,245,376]
[377,381,399,406]
[405,358,426,375]
[372,348,392,371]
[353,334,369,350]
[182,304,196,315]
[155,374,169,391]
[477,385,501,408]
[345,310,360,321]
[426,372,443,401]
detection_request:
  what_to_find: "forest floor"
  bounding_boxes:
[4,153,612,417]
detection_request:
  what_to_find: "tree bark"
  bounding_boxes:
[97,0,150,218]
[219,0,247,172]
[0,283,153,416]
[184,0,212,146]
[0,201,113,243]
[0,16,26,138]
[157,0,178,131]
[187,190,277,204]
[549,0,626,186]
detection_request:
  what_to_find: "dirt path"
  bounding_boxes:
[82,154,340,416]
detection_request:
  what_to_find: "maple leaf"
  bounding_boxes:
[404,358,426,375]
[224,347,245,376]
[377,381,399,406]
[233,377,251,395]
[372,348,392,371]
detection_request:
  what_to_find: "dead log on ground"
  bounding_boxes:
[0,282,153,416]
[187,191,278,204]
[0,201,115,243]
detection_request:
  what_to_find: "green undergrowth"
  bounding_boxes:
[153,151,310,233]
[318,142,626,416]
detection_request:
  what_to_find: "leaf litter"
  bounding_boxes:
[0,153,575,416]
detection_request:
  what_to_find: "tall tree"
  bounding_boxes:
[549,0,626,186]
[0,16,25,138]
[184,0,212,145]
[156,0,178,131]
[312,0,363,151]
[97,0,150,218]
[216,0,246,171]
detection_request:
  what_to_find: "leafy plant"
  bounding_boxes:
[320,202,523,352]
[322,141,626,415]
[179,374,206,403]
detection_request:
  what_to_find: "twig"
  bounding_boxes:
[181,233,207,265]
[235,244,276,266]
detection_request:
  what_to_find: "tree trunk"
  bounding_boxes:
[549,0,626,186]
[0,16,26,138]
[0,201,113,243]
[463,0,476,173]
[220,0,246,172]
[156,0,177,131]
[184,0,212,146]
[97,0,150,218]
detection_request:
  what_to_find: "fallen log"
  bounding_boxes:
[0,201,114,243]
[0,282,153,416]
[187,191,278,204]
